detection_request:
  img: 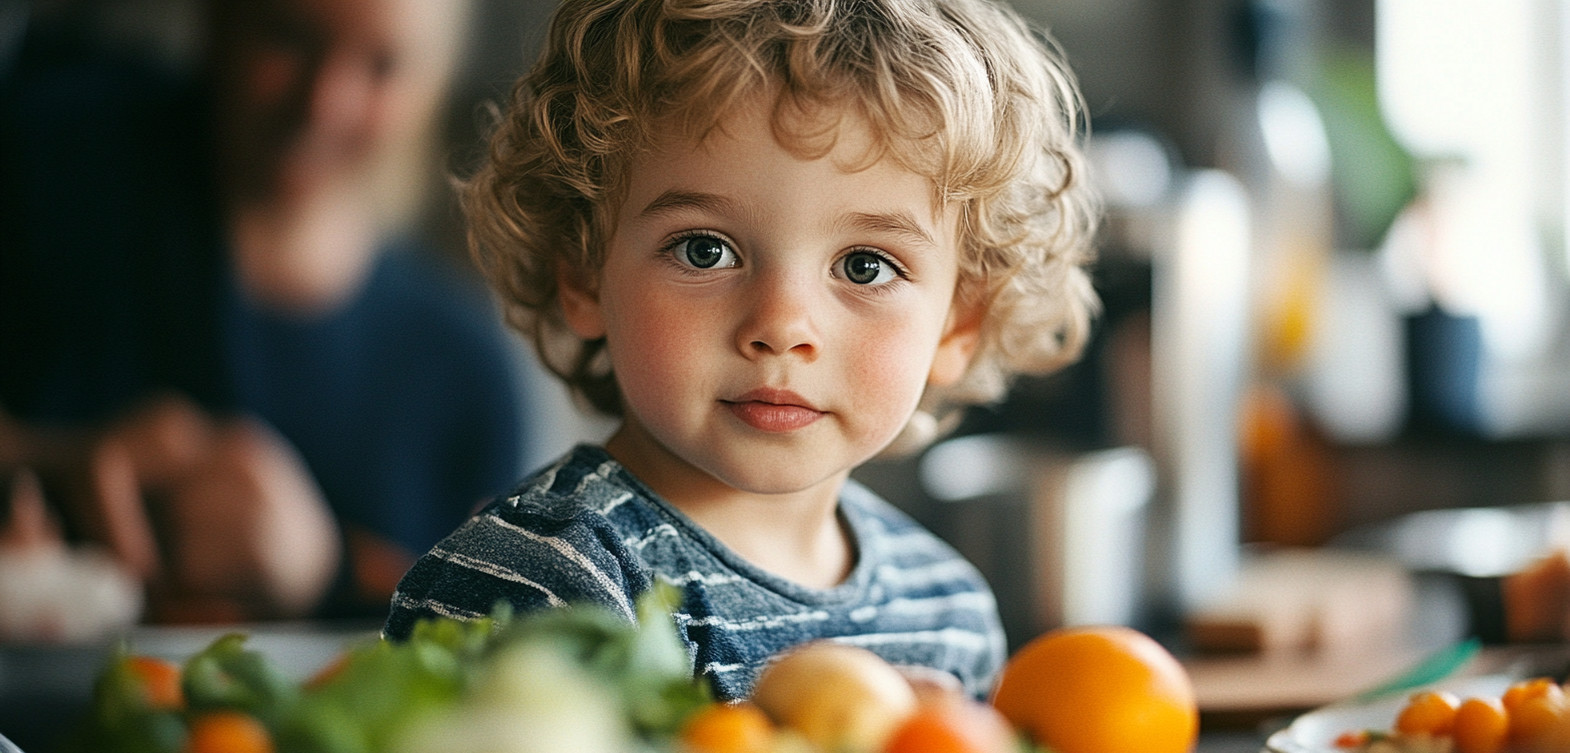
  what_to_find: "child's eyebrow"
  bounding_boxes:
[639,190,738,218]
[839,211,939,251]
[638,190,939,250]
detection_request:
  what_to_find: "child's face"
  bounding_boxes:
[562,97,980,501]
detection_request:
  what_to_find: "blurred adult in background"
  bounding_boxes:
[0,0,531,630]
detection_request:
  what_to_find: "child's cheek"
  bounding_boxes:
[850,323,943,419]
[604,298,715,405]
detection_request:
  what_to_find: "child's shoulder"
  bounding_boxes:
[838,479,973,565]
[489,444,655,524]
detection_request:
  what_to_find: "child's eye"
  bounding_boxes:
[837,250,902,285]
[669,234,739,270]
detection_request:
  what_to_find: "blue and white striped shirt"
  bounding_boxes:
[383,445,1007,700]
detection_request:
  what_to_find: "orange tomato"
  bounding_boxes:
[183,711,273,753]
[1332,730,1370,748]
[126,655,184,710]
[1508,692,1569,750]
[1452,696,1509,753]
[1503,678,1564,716]
[680,702,775,753]
[883,698,1016,753]
[1394,690,1459,736]
[989,626,1198,753]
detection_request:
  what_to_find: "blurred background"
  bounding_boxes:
[5,0,1570,746]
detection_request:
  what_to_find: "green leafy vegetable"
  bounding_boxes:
[67,586,711,753]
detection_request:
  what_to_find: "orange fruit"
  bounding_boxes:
[1453,696,1509,753]
[884,697,1016,753]
[1509,691,1570,750]
[680,702,776,753]
[126,655,184,710]
[1394,690,1459,736]
[990,625,1198,753]
[184,711,273,753]
[1503,678,1563,715]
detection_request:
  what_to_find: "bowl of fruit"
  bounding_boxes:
[61,588,1203,753]
[1259,673,1570,753]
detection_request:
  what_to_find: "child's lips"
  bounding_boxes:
[723,389,823,432]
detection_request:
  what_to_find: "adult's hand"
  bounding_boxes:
[0,467,143,641]
[7,396,342,622]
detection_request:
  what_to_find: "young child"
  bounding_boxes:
[384,0,1099,701]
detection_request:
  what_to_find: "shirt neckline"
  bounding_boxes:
[569,444,877,606]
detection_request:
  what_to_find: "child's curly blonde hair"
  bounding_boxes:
[465,0,1099,424]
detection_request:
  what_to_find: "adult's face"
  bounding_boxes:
[210,0,463,206]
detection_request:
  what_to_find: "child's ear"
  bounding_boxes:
[557,263,607,339]
[928,298,985,387]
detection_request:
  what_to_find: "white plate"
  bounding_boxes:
[1263,676,1515,753]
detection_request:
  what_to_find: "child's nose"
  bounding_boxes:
[737,274,821,361]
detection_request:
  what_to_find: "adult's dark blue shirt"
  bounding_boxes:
[0,28,530,617]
